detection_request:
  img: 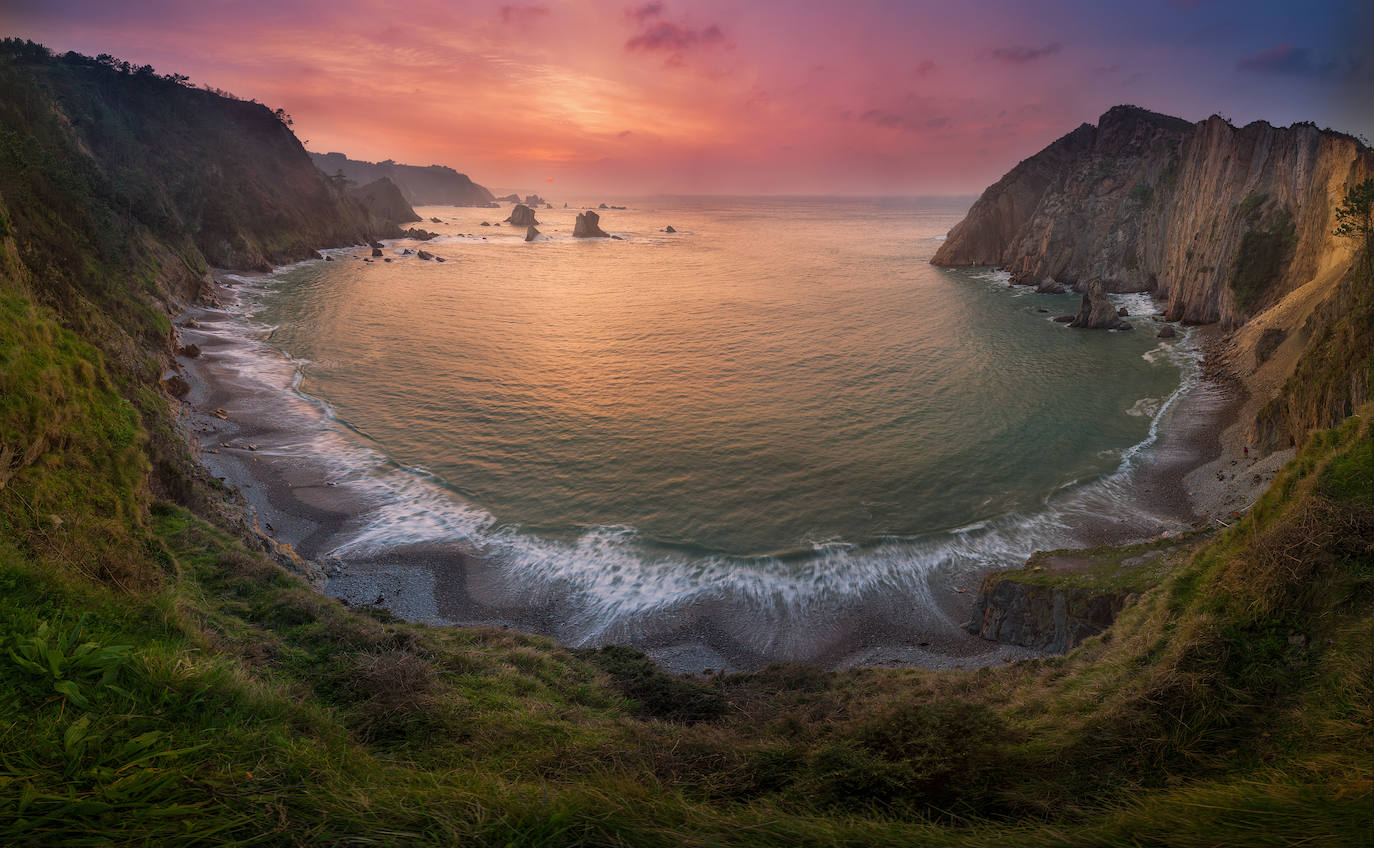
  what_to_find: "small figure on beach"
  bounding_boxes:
[1243,445,1248,458]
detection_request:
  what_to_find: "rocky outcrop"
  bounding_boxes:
[523,194,545,206]
[371,247,383,257]
[346,177,414,228]
[664,226,676,233]
[1068,280,1131,329]
[933,105,1374,329]
[496,193,520,203]
[573,210,609,238]
[311,152,497,207]
[525,226,540,242]
[966,576,1133,653]
[506,204,538,226]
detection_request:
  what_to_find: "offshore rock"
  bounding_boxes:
[1068,280,1131,329]
[505,204,538,226]
[371,247,383,257]
[525,226,540,242]
[573,210,609,238]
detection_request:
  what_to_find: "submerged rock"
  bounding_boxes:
[1157,325,1177,338]
[573,210,609,238]
[1068,280,1131,330]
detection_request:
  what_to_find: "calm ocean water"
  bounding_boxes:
[236,196,1195,626]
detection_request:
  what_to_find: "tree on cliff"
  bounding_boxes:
[1333,178,1373,248]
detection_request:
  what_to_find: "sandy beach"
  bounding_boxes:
[173,272,1273,675]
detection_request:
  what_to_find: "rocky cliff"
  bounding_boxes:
[348,177,418,228]
[311,152,496,207]
[933,106,1374,329]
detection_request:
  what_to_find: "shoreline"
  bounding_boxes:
[173,268,1271,675]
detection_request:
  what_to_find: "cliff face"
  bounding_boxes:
[348,177,418,228]
[934,106,1374,329]
[311,152,497,207]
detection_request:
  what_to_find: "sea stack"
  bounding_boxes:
[525,226,539,242]
[1068,280,1131,330]
[573,210,609,238]
[505,204,538,226]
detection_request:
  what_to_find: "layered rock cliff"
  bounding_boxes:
[933,106,1374,329]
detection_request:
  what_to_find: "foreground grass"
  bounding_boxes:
[1,279,1370,845]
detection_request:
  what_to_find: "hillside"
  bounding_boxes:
[0,42,1370,846]
[933,106,1373,329]
[311,151,498,207]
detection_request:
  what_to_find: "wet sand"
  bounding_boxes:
[174,273,1248,675]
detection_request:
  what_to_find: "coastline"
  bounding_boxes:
[174,268,1273,675]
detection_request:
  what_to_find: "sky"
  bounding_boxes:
[5,0,1372,196]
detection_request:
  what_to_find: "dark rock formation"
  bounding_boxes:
[1157,325,1177,338]
[966,577,1133,653]
[324,255,334,261]
[371,247,383,257]
[1068,280,1131,330]
[430,217,442,224]
[1117,306,1129,317]
[178,343,201,358]
[416,249,434,260]
[348,178,419,230]
[523,194,545,206]
[506,204,539,226]
[311,152,497,207]
[310,249,324,260]
[403,228,437,240]
[496,193,520,203]
[525,226,539,242]
[664,226,676,233]
[598,203,608,209]
[1255,327,1288,365]
[932,105,1374,328]
[573,211,609,238]
[369,240,384,249]
[161,374,191,397]
[480,221,490,226]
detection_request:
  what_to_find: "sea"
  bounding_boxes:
[223,196,1199,663]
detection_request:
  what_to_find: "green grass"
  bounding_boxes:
[1006,530,1210,594]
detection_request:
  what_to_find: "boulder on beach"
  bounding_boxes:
[505,204,539,226]
[310,249,324,260]
[161,374,190,397]
[1068,280,1131,330]
[371,247,383,257]
[480,221,490,226]
[525,226,540,242]
[573,210,609,238]
[178,343,201,358]
[417,249,435,260]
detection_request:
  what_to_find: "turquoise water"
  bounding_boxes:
[246,196,1190,573]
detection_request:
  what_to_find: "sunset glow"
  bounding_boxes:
[7,0,1371,194]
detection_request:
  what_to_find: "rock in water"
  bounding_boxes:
[573,210,609,238]
[1068,280,1131,330]
[525,226,540,242]
[416,249,435,260]
[1157,325,1177,338]
[664,225,676,233]
[371,247,383,257]
[505,204,539,226]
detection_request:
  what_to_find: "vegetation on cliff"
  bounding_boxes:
[0,42,1369,845]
